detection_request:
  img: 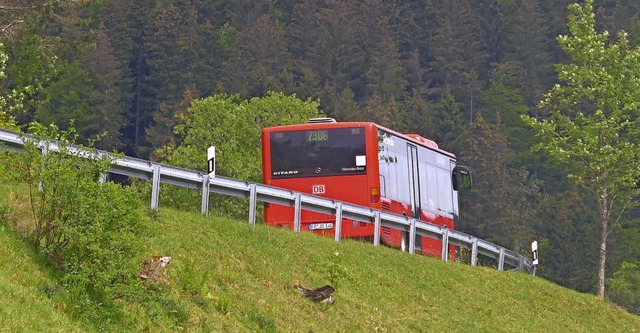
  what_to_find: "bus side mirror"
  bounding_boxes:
[453,165,472,191]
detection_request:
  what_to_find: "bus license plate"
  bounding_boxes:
[309,223,333,231]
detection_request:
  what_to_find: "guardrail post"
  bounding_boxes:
[99,173,107,183]
[409,218,416,255]
[498,248,505,271]
[334,202,343,242]
[248,183,257,226]
[518,256,525,272]
[441,227,450,262]
[471,238,478,267]
[373,210,381,247]
[151,164,161,211]
[201,174,210,215]
[293,193,302,232]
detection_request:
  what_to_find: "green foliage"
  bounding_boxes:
[217,23,238,52]
[3,178,640,331]
[159,91,322,218]
[14,122,148,318]
[608,261,640,314]
[322,250,353,289]
[0,43,20,131]
[523,0,640,297]
[4,0,640,313]
[481,63,530,138]
[3,29,58,119]
[497,0,554,108]
[535,190,600,292]
[460,115,540,252]
[427,90,465,150]
[37,63,94,136]
[526,0,640,193]
[0,111,17,131]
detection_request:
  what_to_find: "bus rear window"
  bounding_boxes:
[270,127,367,179]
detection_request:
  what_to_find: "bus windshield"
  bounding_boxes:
[270,127,367,179]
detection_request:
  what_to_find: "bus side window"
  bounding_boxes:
[452,165,472,191]
[437,168,453,214]
[425,164,438,211]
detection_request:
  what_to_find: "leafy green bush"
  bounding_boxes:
[14,123,148,309]
[608,261,640,314]
[0,151,23,184]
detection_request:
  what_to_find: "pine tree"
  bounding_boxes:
[498,0,554,111]
[290,0,367,106]
[479,62,531,153]
[36,63,94,134]
[220,13,293,97]
[81,22,126,149]
[362,0,408,105]
[101,0,154,156]
[285,1,322,99]
[147,85,199,160]
[426,0,489,121]
[595,0,640,40]
[331,88,361,122]
[459,114,540,253]
[426,90,465,151]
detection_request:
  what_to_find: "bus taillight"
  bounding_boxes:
[370,187,380,203]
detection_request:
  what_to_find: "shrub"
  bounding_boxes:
[608,261,640,315]
[15,123,148,305]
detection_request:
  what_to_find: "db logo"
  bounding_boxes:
[312,185,326,194]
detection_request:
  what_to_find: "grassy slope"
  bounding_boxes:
[144,209,640,333]
[1,180,639,332]
[0,225,84,332]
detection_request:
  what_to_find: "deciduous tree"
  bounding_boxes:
[524,0,640,297]
[158,92,322,218]
[0,43,18,130]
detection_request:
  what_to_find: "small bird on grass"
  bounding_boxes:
[294,284,336,304]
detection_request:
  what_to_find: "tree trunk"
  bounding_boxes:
[596,191,610,298]
[597,215,608,297]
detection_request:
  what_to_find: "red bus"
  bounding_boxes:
[261,118,471,257]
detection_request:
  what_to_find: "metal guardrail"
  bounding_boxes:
[0,128,533,273]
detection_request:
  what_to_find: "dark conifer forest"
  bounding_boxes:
[2,0,640,312]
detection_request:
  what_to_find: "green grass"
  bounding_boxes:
[1,180,640,332]
[0,224,84,332]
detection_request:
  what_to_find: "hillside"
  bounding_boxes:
[0,222,83,331]
[1,181,639,332]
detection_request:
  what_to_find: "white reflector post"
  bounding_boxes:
[531,241,539,265]
[207,146,216,177]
